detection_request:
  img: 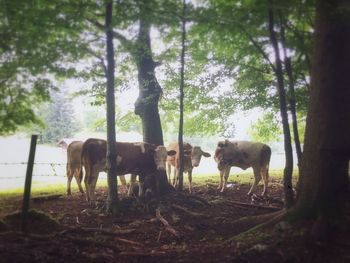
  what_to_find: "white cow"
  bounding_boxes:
[167,142,211,193]
[214,140,271,196]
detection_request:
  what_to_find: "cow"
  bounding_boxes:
[81,138,176,204]
[167,142,211,193]
[66,141,85,195]
[214,140,271,196]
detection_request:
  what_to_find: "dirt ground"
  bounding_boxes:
[0,179,349,263]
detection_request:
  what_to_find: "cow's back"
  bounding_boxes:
[216,140,270,170]
[67,141,83,168]
[115,142,157,174]
[81,138,107,171]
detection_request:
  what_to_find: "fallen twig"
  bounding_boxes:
[171,204,208,218]
[222,200,281,211]
[59,226,137,236]
[156,208,180,238]
[115,237,144,247]
[157,230,162,243]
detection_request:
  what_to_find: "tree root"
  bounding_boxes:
[156,208,180,238]
[59,226,137,236]
[220,200,281,211]
[225,209,287,244]
[171,204,208,218]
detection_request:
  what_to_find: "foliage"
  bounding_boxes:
[157,0,314,138]
[0,0,96,135]
[248,112,282,144]
[82,106,142,133]
[38,88,79,144]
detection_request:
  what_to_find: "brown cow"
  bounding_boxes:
[82,138,176,204]
[214,140,271,196]
[167,142,211,193]
[66,141,85,195]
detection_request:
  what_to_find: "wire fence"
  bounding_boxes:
[0,138,293,192]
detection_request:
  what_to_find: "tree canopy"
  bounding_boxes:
[1,0,314,146]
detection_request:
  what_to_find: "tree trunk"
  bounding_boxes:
[134,17,164,146]
[279,14,303,167]
[293,0,350,221]
[105,1,118,214]
[133,7,170,194]
[268,5,294,208]
[177,0,187,191]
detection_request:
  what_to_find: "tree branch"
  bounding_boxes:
[85,47,107,76]
[87,18,134,49]
[238,24,277,73]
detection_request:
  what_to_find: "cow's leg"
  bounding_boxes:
[248,167,262,196]
[261,167,269,196]
[138,175,145,197]
[172,167,178,186]
[127,174,137,196]
[167,163,172,183]
[74,168,84,194]
[119,175,127,192]
[188,170,193,193]
[217,169,224,190]
[87,168,100,205]
[220,167,231,192]
[84,168,91,202]
[67,169,73,195]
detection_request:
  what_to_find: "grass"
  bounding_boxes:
[0,169,299,197]
[192,169,299,187]
[0,169,298,216]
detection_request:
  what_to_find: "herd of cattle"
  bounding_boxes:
[58,138,271,204]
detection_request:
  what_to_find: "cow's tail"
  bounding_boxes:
[80,144,90,184]
[261,145,271,180]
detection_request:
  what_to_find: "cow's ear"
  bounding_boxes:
[217,141,225,148]
[167,150,176,156]
[202,151,211,158]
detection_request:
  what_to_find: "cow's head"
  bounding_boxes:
[57,140,68,149]
[214,140,239,170]
[152,145,176,171]
[191,146,211,167]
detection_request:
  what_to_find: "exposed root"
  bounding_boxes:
[225,210,287,243]
[59,226,137,236]
[223,200,281,211]
[156,208,180,238]
[171,204,208,218]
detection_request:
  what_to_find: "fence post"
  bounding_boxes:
[21,134,38,233]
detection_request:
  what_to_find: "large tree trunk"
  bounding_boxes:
[293,0,350,221]
[268,5,295,208]
[134,7,170,194]
[134,17,164,146]
[105,1,118,214]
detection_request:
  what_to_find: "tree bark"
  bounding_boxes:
[293,0,350,220]
[268,4,294,208]
[105,1,118,214]
[279,14,303,167]
[133,4,170,193]
[134,16,164,146]
[177,0,187,191]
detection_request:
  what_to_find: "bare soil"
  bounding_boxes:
[0,180,349,263]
